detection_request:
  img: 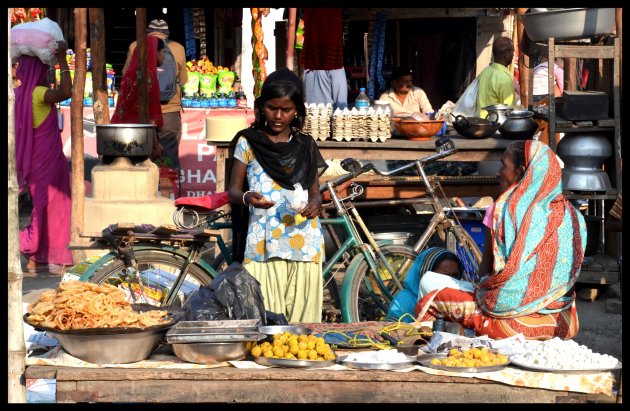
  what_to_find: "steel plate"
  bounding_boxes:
[510,358,622,373]
[259,325,312,336]
[337,355,416,370]
[253,355,336,369]
[417,353,510,373]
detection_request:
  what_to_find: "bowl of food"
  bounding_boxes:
[391,118,446,141]
[23,281,177,364]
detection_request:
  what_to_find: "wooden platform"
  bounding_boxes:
[25,366,615,404]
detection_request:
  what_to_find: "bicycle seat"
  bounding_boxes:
[175,192,229,211]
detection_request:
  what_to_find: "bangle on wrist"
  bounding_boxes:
[242,190,254,206]
[59,69,71,75]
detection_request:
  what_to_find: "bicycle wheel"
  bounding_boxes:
[89,250,213,307]
[343,244,417,322]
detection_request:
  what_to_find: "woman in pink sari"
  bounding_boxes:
[15,41,73,273]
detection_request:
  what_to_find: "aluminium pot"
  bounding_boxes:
[498,110,539,140]
[520,8,615,42]
[483,104,512,125]
[96,124,156,157]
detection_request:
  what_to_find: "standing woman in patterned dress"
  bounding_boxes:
[228,68,328,322]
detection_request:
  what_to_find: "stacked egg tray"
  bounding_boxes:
[303,103,333,141]
[331,107,392,143]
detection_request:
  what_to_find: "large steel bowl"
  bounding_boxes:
[520,8,615,42]
[171,342,248,364]
[51,326,169,364]
[96,124,156,157]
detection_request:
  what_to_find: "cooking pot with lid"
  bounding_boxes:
[498,110,539,140]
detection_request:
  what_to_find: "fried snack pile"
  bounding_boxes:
[26,281,171,331]
[248,332,336,361]
[431,347,509,368]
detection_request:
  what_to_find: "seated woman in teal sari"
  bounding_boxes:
[414,140,586,340]
[386,247,464,322]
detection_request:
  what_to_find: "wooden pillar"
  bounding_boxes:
[89,8,109,124]
[615,8,622,94]
[7,7,27,403]
[516,8,530,109]
[70,8,87,263]
[565,58,577,91]
[286,8,296,71]
[135,8,148,123]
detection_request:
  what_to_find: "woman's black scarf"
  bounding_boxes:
[228,127,328,262]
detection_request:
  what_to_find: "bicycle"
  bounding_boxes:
[319,135,482,322]
[72,205,233,307]
[74,136,481,323]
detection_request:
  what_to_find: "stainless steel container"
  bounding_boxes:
[556,133,613,192]
[520,8,615,42]
[171,341,248,364]
[96,123,156,157]
[483,104,512,125]
[498,110,539,140]
[52,327,168,364]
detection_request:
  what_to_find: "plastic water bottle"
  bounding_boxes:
[355,87,370,110]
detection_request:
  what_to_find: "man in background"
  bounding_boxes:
[379,66,433,118]
[123,18,188,170]
[301,8,348,110]
[476,36,516,119]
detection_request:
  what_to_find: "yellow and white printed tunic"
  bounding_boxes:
[234,136,325,264]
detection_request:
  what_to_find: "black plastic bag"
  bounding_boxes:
[184,262,273,323]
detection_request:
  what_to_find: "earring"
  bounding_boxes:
[294,113,298,118]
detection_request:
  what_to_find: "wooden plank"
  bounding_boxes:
[27,366,614,404]
[553,44,616,59]
[55,379,580,403]
[67,241,107,250]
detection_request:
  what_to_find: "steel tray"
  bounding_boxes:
[166,332,265,344]
[417,353,510,373]
[337,355,416,370]
[510,358,622,373]
[167,319,260,336]
[253,355,336,369]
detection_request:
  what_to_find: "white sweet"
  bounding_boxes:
[344,350,409,364]
[511,338,619,370]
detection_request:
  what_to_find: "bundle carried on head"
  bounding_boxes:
[10,17,65,66]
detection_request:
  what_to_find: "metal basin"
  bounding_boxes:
[51,327,168,364]
[171,341,247,364]
[96,123,156,157]
[520,8,615,42]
